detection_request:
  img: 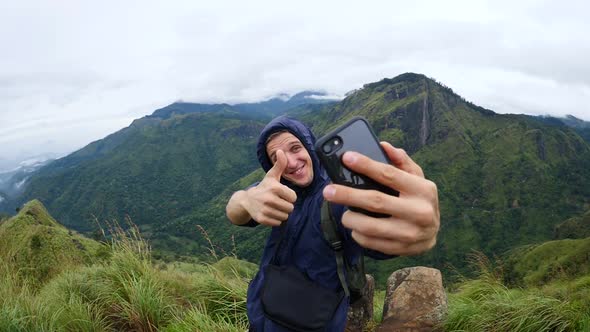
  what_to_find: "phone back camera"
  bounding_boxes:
[322,136,342,155]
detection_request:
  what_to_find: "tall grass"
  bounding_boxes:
[444,252,589,331]
[0,222,251,331]
[162,306,248,332]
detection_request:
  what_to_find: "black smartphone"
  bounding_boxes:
[315,116,399,217]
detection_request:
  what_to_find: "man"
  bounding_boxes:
[226,116,440,331]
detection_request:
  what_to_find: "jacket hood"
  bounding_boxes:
[256,116,328,194]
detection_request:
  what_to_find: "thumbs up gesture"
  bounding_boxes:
[244,150,297,226]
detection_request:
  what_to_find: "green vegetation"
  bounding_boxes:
[0,200,105,287]
[156,168,270,261]
[445,249,590,331]
[504,237,590,287]
[445,276,588,331]
[2,200,590,331]
[19,112,266,232]
[0,200,253,331]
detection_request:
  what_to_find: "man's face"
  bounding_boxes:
[266,132,314,188]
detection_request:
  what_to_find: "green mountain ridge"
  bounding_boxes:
[3,73,590,282]
[17,112,266,231]
[0,200,104,285]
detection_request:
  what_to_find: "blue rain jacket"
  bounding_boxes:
[241,116,392,331]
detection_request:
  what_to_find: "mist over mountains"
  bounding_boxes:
[0,157,54,208]
[1,73,589,279]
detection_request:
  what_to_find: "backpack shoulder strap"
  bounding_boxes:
[320,200,350,298]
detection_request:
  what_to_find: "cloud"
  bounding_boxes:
[0,0,589,170]
[305,94,344,101]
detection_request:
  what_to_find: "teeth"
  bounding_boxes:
[291,166,303,175]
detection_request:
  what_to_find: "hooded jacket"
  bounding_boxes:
[242,116,390,331]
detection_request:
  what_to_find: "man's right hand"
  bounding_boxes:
[242,150,297,226]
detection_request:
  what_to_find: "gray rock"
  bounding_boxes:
[345,274,374,332]
[377,267,447,332]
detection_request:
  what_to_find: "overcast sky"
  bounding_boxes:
[1,0,589,171]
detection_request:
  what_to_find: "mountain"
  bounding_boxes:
[6,73,590,281]
[309,74,590,277]
[2,91,338,228]
[560,114,590,129]
[14,111,266,231]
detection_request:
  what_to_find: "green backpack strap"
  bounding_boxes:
[320,200,350,298]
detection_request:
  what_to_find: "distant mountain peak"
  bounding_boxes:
[563,114,590,128]
[150,90,340,120]
[525,114,590,143]
[272,93,291,101]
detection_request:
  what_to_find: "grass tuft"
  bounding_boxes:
[444,251,589,331]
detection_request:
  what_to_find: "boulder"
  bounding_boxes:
[377,267,447,332]
[345,274,375,332]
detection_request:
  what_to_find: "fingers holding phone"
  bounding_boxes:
[323,148,439,256]
[316,117,439,256]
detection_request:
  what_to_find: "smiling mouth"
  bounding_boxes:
[289,165,305,176]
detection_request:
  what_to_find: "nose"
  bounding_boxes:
[286,153,298,169]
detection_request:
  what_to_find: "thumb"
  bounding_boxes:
[266,149,287,180]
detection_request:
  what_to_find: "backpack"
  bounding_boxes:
[320,201,366,304]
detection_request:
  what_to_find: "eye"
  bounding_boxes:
[291,145,302,153]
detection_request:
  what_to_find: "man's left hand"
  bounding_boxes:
[322,142,440,256]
